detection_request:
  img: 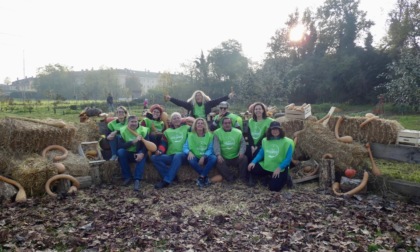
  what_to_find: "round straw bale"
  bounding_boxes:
[11,154,57,197]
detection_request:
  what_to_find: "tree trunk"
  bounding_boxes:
[319,159,335,191]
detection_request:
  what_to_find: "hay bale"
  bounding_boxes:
[298,121,367,171]
[61,152,90,177]
[276,116,317,159]
[99,161,121,184]
[71,120,101,152]
[0,148,15,176]
[11,154,57,197]
[325,116,403,145]
[0,118,76,154]
[276,116,317,138]
[99,161,220,184]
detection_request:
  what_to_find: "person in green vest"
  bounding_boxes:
[117,115,150,191]
[106,106,129,161]
[210,101,243,131]
[141,104,167,148]
[183,118,217,188]
[151,112,190,189]
[247,121,294,192]
[213,117,248,183]
[164,90,234,120]
[245,102,274,162]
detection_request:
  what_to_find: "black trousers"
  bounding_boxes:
[216,155,248,182]
[249,163,289,192]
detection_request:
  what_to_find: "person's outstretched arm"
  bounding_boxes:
[165,95,193,111]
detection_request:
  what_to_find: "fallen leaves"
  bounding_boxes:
[0,181,419,250]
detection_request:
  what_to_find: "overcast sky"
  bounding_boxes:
[0,0,396,83]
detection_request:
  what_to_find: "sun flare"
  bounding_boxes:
[289,24,306,42]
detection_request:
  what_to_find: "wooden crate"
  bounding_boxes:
[397,130,420,147]
[78,141,106,164]
[285,104,312,120]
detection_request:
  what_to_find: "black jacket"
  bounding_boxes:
[169,95,230,118]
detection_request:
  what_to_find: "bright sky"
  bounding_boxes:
[0,0,396,83]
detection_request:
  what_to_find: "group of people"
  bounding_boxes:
[105,90,294,192]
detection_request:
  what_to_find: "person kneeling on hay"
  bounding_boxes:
[117,115,150,191]
[247,121,294,191]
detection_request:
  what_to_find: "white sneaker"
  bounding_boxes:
[110,155,118,161]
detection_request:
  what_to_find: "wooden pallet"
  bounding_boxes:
[397,130,420,147]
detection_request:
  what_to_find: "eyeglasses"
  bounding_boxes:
[219,107,227,110]
[117,111,125,114]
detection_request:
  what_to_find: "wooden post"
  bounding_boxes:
[319,159,335,191]
[75,176,93,189]
[89,164,101,185]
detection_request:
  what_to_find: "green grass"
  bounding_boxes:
[386,115,420,130]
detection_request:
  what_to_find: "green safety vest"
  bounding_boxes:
[164,125,190,155]
[187,132,213,158]
[120,125,149,152]
[214,128,243,159]
[107,118,128,132]
[193,103,206,118]
[214,113,243,130]
[143,118,164,132]
[260,137,294,172]
[248,118,274,144]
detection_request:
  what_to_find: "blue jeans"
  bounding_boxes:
[109,135,122,156]
[151,153,187,183]
[117,148,146,180]
[188,155,217,177]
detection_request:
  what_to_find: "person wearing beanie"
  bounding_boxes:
[247,121,294,191]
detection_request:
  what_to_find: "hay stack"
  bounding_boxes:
[326,116,403,145]
[61,152,90,177]
[11,154,57,197]
[99,161,121,184]
[71,120,101,152]
[0,148,15,176]
[298,121,367,171]
[276,116,317,138]
[99,161,220,183]
[0,118,76,154]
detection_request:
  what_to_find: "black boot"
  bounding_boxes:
[154,180,169,190]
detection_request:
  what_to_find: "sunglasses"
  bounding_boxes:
[219,107,227,110]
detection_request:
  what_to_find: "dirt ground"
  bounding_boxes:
[1,180,419,251]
